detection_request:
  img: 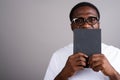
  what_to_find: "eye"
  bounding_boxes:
[74,18,84,24]
[88,17,98,23]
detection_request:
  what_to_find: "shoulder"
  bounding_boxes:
[102,43,120,54]
[44,44,73,80]
[102,43,120,59]
[47,43,73,75]
[53,43,73,58]
[102,43,120,74]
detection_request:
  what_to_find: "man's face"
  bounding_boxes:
[71,6,99,30]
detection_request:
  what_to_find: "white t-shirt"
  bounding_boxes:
[44,43,120,80]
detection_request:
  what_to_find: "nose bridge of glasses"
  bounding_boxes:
[84,18,89,24]
[81,18,93,29]
[82,21,93,29]
[78,17,90,25]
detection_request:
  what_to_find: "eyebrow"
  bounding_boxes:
[78,12,97,15]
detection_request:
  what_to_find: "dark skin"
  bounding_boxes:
[55,6,120,80]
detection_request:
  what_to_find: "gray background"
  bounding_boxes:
[0,0,120,80]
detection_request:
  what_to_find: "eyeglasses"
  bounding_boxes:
[72,16,99,26]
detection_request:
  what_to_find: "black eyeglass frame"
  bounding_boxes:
[72,16,99,26]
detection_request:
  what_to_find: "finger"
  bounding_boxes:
[89,58,101,68]
[90,54,103,60]
[92,65,103,72]
[78,66,84,70]
[74,52,88,58]
[74,66,84,71]
[89,54,103,64]
[90,61,102,69]
[76,56,86,62]
[76,61,86,67]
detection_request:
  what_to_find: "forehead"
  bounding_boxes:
[72,6,98,18]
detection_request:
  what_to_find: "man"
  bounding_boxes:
[44,2,120,80]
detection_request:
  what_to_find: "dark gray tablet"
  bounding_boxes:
[73,29,101,68]
[73,29,101,56]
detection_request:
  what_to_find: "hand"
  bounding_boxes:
[55,52,88,80]
[63,52,88,77]
[89,54,116,76]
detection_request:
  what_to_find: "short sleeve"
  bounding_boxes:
[44,53,62,80]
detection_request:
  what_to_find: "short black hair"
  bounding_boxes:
[69,2,100,22]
